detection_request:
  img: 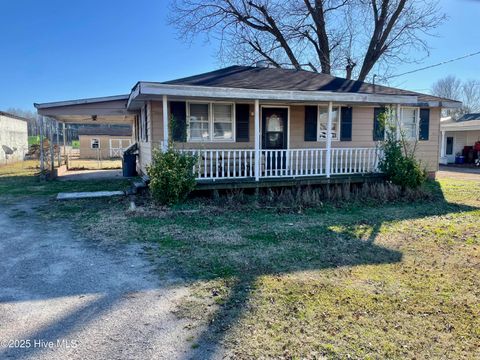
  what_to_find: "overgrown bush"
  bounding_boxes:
[377,109,427,189]
[147,147,197,206]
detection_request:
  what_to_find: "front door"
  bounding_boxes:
[262,108,288,175]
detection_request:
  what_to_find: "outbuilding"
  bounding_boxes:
[0,111,28,163]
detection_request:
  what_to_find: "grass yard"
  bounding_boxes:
[0,160,131,200]
[1,162,479,359]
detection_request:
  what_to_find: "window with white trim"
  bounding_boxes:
[91,138,99,149]
[317,106,341,141]
[400,108,419,140]
[187,102,235,142]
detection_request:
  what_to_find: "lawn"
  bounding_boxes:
[1,163,479,359]
[0,160,131,199]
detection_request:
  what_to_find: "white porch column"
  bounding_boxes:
[396,104,401,140]
[162,95,169,151]
[325,101,333,178]
[254,100,260,181]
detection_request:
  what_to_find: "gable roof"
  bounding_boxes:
[78,127,132,137]
[163,65,459,105]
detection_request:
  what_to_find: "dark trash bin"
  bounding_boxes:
[123,153,137,177]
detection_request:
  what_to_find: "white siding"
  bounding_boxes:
[0,114,28,163]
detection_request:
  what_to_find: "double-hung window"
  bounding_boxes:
[91,138,99,149]
[400,108,419,140]
[188,102,234,141]
[318,106,340,141]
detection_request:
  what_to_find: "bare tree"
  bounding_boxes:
[169,0,445,81]
[431,76,480,118]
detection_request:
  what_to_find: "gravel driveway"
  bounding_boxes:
[0,200,210,360]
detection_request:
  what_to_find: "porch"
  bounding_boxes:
[180,147,382,182]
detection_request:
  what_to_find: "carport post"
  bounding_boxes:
[39,115,44,174]
[62,122,67,166]
[56,121,61,167]
[49,118,55,173]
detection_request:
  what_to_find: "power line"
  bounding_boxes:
[388,50,480,79]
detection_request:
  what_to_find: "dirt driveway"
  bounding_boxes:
[437,166,480,181]
[0,200,211,360]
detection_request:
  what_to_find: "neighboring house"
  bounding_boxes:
[78,127,132,159]
[440,113,480,164]
[0,111,28,163]
[35,65,461,187]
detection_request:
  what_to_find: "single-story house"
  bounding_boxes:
[78,126,132,159]
[34,65,461,187]
[0,111,28,163]
[440,114,480,164]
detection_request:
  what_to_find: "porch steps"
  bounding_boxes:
[128,175,150,195]
[57,191,125,200]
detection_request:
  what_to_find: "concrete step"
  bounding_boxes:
[57,191,125,200]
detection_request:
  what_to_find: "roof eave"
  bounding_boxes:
[127,82,418,109]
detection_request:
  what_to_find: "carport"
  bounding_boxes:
[34,95,138,176]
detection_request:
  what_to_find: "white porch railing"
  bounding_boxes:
[180,147,382,181]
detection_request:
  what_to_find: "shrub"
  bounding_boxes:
[147,147,197,206]
[377,109,427,189]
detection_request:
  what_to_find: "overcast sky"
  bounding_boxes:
[0,0,479,110]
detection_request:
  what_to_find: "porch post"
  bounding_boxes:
[254,100,260,181]
[396,104,401,140]
[325,101,333,178]
[39,115,44,174]
[162,95,169,151]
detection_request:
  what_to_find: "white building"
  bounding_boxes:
[0,111,29,163]
[440,114,480,164]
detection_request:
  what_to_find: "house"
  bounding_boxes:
[78,126,132,159]
[0,111,28,164]
[439,114,480,165]
[34,65,461,187]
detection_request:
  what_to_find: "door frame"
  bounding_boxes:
[260,105,290,150]
[445,135,455,163]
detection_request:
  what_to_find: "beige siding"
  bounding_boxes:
[145,101,441,173]
[137,101,153,173]
[79,135,131,159]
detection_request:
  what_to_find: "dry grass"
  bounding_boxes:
[19,169,480,359]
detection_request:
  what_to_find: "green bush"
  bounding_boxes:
[147,147,197,205]
[378,110,426,189]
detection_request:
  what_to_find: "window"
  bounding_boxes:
[189,103,210,141]
[187,102,235,142]
[400,108,418,140]
[141,104,149,142]
[213,104,234,140]
[317,106,340,141]
[91,138,99,149]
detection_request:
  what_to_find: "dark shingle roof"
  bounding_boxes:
[78,127,131,137]
[164,65,458,104]
[458,113,480,122]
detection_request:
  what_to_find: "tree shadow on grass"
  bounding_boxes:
[175,180,479,359]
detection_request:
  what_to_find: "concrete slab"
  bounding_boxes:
[57,191,125,200]
[58,169,124,181]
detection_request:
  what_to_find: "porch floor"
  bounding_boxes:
[195,173,386,190]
